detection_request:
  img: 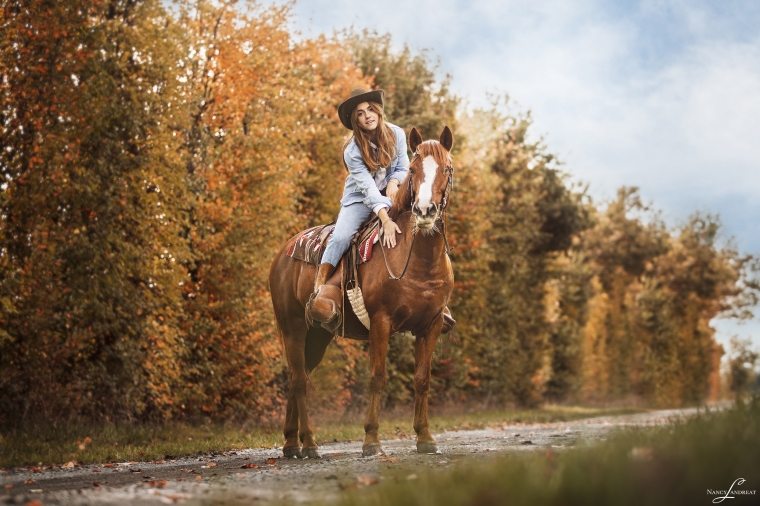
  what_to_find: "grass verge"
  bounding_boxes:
[0,404,643,469]
[334,399,760,506]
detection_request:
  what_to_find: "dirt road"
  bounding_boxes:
[0,407,707,505]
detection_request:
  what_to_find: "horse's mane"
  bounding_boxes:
[389,140,452,220]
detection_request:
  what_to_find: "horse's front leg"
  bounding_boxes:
[413,316,444,454]
[363,318,391,457]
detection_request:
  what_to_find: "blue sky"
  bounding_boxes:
[273,0,760,348]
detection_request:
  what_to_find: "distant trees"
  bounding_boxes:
[727,337,759,398]
[1,1,757,425]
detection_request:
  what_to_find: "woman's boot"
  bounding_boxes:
[306,263,341,332]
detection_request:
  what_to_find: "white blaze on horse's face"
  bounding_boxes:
[416,155,438,216]
[412,152,443,232]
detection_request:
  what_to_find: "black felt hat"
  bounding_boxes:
[337,88,385,130]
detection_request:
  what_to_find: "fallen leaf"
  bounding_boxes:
[266,458,277,465]
[378,456,398,463]
[176,478,185,482]
[338,483,361,490]
[29,467,43,473]
[330,452,342,457]
[93,482,101,488]
[194,475,202,482]
[4,484,12,489]
[62,461,76,469]
[130,469,142,473]
[78,444,86,451]
[103,464,114,468]
[83,437,92,445]
[25,500,43,506]
[206,462,217,468]
[357,476,379,486]
[148,480,167,488]
[236,473,246,478]
[25,479,35,484]
[241,464,258,469]
[91,469,101,473]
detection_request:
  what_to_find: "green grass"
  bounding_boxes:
[0,404,643,468]
[333,399,760,506]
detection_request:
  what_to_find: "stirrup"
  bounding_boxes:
[441,311,456,334]
[305,286,342,333]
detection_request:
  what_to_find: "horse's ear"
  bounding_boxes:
[439,126,453,151]
[409,127,423,154]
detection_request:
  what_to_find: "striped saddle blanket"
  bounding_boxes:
[286,220,380,266]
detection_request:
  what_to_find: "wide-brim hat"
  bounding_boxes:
[338,88,385,130]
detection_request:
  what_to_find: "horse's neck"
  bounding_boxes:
[387,178,447,262]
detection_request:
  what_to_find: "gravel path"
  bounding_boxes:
[0,407,708,505]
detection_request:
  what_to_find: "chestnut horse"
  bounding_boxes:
[268,126,455,458]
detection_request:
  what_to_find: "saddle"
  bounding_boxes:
[286,219,381,267]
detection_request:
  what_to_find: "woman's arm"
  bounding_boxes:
[344,143,393,210]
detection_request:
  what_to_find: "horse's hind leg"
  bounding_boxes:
[413,319,444,454]
[281,317,309,459]
[299,326,334,459]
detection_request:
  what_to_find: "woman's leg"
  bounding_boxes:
[308,204,372,327]
[320,203,372,270]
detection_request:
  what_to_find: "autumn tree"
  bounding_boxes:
[461,103,589,406]
[0,0,191,423]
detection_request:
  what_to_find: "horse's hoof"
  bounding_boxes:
[302,447,321,459]
[417,441,439,454]
[362,444,385,457]
[283,446,303,459]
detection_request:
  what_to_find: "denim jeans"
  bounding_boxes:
[321,202,372,267]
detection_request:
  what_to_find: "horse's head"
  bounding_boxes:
[406,126,454,233]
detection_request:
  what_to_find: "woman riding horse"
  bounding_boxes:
[269,89,457,458]
[309,88,455,332]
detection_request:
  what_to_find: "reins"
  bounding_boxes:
[378,154,454,280]
[379,211,417,280]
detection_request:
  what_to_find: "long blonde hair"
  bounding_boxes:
[343,101,397,172]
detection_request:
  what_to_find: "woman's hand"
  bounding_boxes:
[386,179,399,201]
[381,218,402,248]
[377,208,401,248]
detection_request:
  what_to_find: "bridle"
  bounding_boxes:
[407,151,454,213]
[379,150,454,280]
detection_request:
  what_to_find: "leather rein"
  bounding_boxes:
[378,155,454,281]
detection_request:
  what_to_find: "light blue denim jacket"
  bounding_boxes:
[340,122,410,210]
